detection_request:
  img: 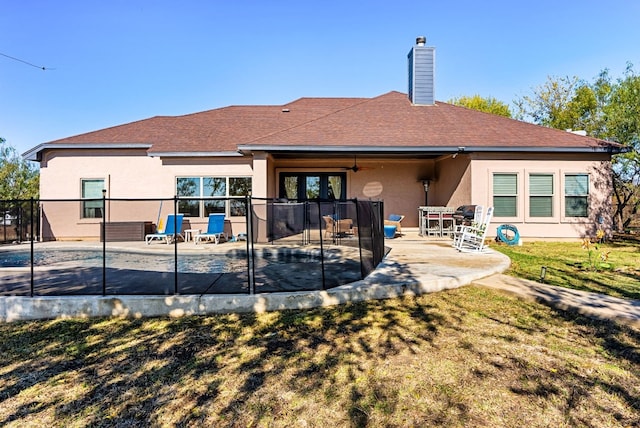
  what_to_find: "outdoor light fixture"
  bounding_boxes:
[419,179,431,206]
[539,266,547,283]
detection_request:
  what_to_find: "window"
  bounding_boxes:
[229,177,251,216]
[529,174,554,217]
[565,174,589,217]
[279,173,346,200]
[176,177,201,216]
[306,176,320,199]
[177,176,251,217]
[203,177,226,215]
[493,173,517,217]
[81,179,104,219]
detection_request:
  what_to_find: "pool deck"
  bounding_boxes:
[1,228,638,327]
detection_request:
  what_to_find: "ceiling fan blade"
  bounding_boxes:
[341,163,375,172]
[340,156,375,172]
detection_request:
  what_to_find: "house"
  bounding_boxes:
[24,37,623,241]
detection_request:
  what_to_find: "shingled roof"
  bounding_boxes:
[29,91,620,159]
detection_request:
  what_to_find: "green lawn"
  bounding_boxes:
[492,240,640,300]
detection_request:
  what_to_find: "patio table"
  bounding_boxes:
[418,206,459,237]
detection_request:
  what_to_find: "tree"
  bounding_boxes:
[0,137,39,200]
[448,94,512,118]
[603,66,640,231]
[515,66,640,231]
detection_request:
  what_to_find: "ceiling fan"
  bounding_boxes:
[343,155,375,173]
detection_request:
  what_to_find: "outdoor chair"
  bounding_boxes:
[145,214,184,244]
[384,214,405,235]
[455,207,493,253]
[323,215,354,238]
[424,207,442,237]
[452,205,483,247]
[440,207,456,238]
[195,213,227,245]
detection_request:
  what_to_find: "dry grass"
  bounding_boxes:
[1,286,638,427]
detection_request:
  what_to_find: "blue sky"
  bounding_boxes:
[2,0,639,155]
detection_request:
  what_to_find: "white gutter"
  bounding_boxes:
[148,151,244,157]
[24,144,246,162]
[23,143,152,161]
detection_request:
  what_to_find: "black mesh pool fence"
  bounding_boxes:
[0,197,385,297]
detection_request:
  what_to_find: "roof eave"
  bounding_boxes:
[147,151,244,158]
[237,144,624,155]
[23,143,153,161]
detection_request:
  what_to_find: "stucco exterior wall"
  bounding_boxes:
[39,149,254,240]
[432,155,472,207]
[37,149,612,241]
[348,160,433,227]
[468,153,612,239]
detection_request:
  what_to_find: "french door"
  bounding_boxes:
[279,173,346,201]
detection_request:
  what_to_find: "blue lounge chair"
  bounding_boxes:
[145,214,184,244]
[384,214,405,235]
[194,213,227,245]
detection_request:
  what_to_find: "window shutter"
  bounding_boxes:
[530,197,553,217]
[565,175,588,196]
[529,174,553,217]
[493,174,517,216]
[494,197,517,216]
[565,174,589,217]
[493,174,517,195]
[530,175,553,195]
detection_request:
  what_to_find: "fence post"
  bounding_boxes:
[318,200,326,290]
[245,195,255,294]
[102,189,107,296]
[355,199,365,280]
[174,196,179,295]
[30,197,34,297]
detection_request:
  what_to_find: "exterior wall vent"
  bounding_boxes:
[408,36,435,105]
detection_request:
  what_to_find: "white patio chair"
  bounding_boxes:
[452,205,483,247]
[455,207,493,253]
[425,207,442,237]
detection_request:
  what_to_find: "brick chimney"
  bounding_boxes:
[408,36,435,105]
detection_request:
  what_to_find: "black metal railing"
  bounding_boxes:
[0,197,385,297]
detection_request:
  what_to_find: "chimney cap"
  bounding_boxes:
[416,36,426,46]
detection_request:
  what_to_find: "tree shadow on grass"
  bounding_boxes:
[504,305,640,426]
[0,287,638,427]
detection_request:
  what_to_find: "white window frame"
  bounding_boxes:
[176,176,252,218]
[562,173,590,221]
[490,171,521,221]
[525,170,559,223]
[80,178,105,220]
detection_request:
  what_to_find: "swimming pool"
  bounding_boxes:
[0,244,363,297]
[0,248,317,273]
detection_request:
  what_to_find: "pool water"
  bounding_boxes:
[0,250,103,268]
[0,249,316,273]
